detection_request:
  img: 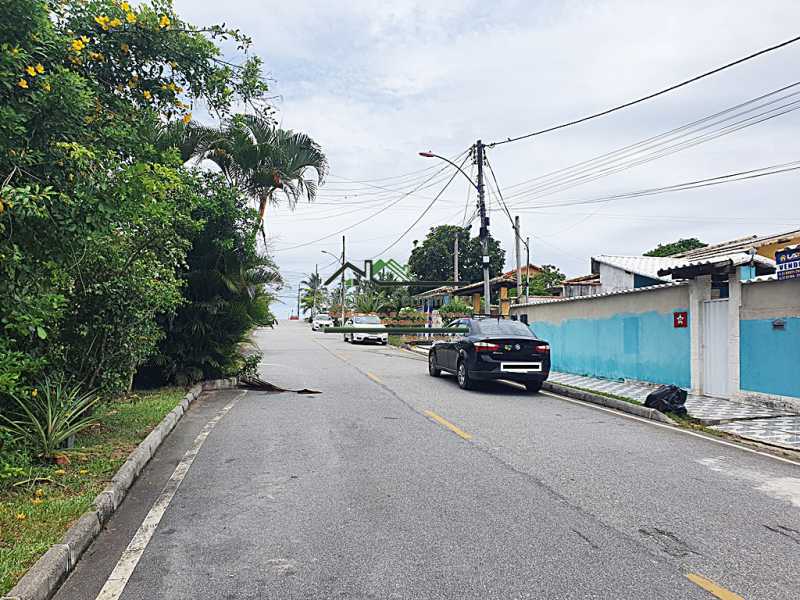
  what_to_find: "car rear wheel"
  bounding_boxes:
[428,352,441,377]
[525,380,543,393]
[457,360,473,390]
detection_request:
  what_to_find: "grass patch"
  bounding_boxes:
[0,387,186,595]
[550,381,643,406]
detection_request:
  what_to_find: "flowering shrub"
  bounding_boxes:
[0,1,272,403]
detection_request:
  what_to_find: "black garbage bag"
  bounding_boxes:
[644,384,688,416]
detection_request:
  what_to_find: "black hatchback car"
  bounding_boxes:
[428,317,550,392]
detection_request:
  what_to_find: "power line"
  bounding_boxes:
[502,80,800,194]
[371,155,470,258]
[326,159,450,184]
[488,34,800,147]
[272,149,470,253]
[513,159,800,211]
[504,87,800,206]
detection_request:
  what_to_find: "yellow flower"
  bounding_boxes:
[126,12,136,24]
[95,15,110,30]
[53,469,66,475]
[81,35,90,44]
[71,39,85,52]
[17,78,28,89]
[109,18,122,28]
[159,15,170,29]
[142,90,152,101]
[35,488,45,497]
[31,498,44,506]
[43,82,51,92]
[120,42,129,53]
[121,1,130,11]
[35,63,45,74]
[79,468,89,474]
[31,388,38,397]
[88,51,104,61]
[16,513,27,521]
[25,65,37,77]
[182,113,192,125]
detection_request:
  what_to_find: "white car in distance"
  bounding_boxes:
[311,313,334,331]
[344,314,388,345]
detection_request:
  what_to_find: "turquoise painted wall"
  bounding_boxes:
[530,309,691,387]
[740,317,800,398]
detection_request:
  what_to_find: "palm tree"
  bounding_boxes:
[194,114,328,228]
[300,272,325,317]
[300,272,323,296]
[354,290,389,315]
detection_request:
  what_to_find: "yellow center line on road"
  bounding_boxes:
[686,573,744,600]
[366,372,383,385]
[423,410,472,440]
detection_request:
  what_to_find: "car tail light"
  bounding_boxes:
[535,344,550,353]
[474,341,501,352]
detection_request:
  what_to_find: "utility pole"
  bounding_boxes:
[475,140,490,313]
[525,236,531,302]
[296,286,301,320]
[340,235,346,326]
[312,263,318,319]
[514,216,522,301]
[454,236,459,283]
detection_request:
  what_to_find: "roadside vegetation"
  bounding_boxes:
[0,1,325,590]
[0,387,185,595]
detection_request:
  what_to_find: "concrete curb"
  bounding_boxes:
[543,381,676,425]
[3,379,239,600]
[403,344,429,357]
[402,345,675,424]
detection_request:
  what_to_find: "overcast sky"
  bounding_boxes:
[175,0,800,317]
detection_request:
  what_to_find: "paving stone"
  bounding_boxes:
[711,417,800,450]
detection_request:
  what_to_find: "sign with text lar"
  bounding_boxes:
[776,246,800,280]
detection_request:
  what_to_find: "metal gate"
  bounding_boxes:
[702,299,729,397]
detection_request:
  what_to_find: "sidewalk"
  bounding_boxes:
[407,343,800,451]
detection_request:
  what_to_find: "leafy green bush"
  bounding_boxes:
[0,0,271,402]
[438,299,474,318]
[0,378,100,460]
[146,175,280,385]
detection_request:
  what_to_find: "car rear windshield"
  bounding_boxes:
[472,320,534,337]
[354,315,381,324]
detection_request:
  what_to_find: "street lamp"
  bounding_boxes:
[321,250,342,263]
[418,152,479,190]
[420,144,491,313]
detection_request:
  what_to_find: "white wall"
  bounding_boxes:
[598,264,633,294]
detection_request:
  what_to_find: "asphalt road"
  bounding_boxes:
[55,321,800,600]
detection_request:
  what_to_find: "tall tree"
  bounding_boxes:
[300,272,326,316]
[407,225,505,290]
[188,114,328,229]
[526,265,565,296]
[644,238,707,257]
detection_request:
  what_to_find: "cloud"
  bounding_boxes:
[174,0,800,317]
